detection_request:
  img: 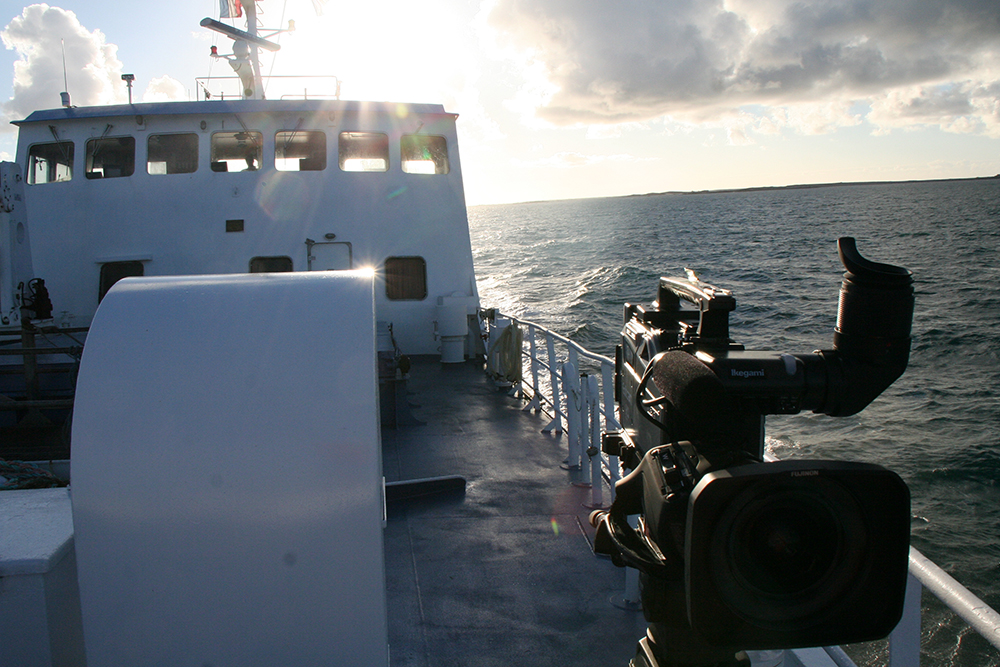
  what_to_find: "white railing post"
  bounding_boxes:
[586,374,606,509]
[563,362,581,470]
[624,554,641,606]
[600,361,621,500]
[612,513,642,610]
[577,374,592,485]
[568,348,581,466]
[523,324,541,412]
[889,572,923,666]
[513,321,524,399]
[543,335,563,433]
[601,361,619,430]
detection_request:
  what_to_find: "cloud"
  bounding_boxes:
[488,0,750,121]
[484,0,1000,135]
[726,126,753,146]
[868,81,1000,137]
[585,121,650,139]
[1,4,126,126]
[141,75,186,103]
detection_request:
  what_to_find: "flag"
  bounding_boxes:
[220,0,243,18]
[312,0,328,15]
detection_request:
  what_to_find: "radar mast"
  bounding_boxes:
[201,1,283,100]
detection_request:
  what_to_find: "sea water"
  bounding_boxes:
[468,177,1000,667]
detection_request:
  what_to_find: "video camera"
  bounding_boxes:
[591,238,914,667]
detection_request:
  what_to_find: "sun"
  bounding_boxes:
[250,0,464,105]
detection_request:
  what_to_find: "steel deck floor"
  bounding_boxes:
[381,357,646,667]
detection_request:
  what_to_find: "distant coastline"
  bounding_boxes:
[486,174,1000,207]
[634,174,1000,198]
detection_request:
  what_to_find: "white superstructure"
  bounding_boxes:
[12,98,479,355]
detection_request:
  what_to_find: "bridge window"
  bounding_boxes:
[27,141,74,184]
[275,130,326,171]
[211,131,263,172]
[148,133,198,174]
[86,136,135,179]
[402,135,449,174]
[250,256,293,272]
[339,132,388,172]
[385,257,427,300]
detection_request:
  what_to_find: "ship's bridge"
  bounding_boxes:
[12,99,479,356]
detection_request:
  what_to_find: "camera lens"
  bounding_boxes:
[708,477,867,628]
[686,460,910,649]
[729,491,845,597]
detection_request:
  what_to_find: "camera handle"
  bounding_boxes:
[591,509,673,576]
[645,238,914,418]
[591,445,690,578]
[591,445,755,667]
[656,275,735,346]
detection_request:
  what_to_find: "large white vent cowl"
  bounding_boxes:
[71,271,388,667]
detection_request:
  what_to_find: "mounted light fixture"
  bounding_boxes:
[121,74,135,104]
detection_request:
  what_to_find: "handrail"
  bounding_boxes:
[906,547,1000,649]
[486,311,620,508]
[194,75,342,101]
[484,310,1000,666]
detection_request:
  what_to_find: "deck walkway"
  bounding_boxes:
[382,357,647,667]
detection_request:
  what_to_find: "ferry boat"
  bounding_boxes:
[1,5,998,667]
[1,51,478,460]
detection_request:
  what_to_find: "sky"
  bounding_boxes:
[1,0,998,205]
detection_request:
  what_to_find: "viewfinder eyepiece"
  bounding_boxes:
[835,236,914,351]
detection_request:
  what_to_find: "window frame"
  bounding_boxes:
[401,134,450,175]
[338,132,389,172]
[384,256,428,301]
[275,130,327,172]
[249,256,293,273]
[85,135,136,180]
[26,141,75,184]
[99,261,144,302]
[147,133,199,175]
[210,130,264,173]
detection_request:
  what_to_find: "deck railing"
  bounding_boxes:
[484,311,1000,667]
[485,311,621,510]
[193,75,342,101]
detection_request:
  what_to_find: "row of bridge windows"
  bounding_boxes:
[27,131,449,184]
[99,256,427,302]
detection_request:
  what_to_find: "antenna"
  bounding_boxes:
[201,1,295,101]
[60,39,71,108]
[200,13,280,100]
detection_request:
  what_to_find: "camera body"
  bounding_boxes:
[593,238,914,662]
